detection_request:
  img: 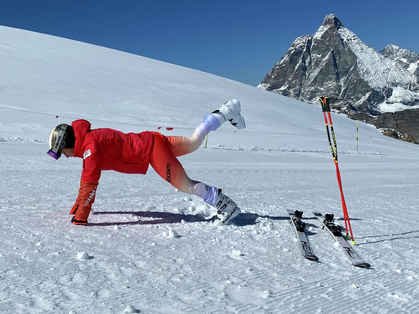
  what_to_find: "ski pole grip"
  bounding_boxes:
[319,96,331,112]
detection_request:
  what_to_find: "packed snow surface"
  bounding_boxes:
[1,25,419,314]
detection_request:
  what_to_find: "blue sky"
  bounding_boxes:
[1,0,418,86]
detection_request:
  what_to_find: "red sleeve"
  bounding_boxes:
[70,177,84,214]
[81,139,102,183]
[70,134,102,220]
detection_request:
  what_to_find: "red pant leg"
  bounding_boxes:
[149,132,193,193]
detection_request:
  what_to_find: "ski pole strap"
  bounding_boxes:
[319,96,330,112]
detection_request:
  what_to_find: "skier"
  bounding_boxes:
[47,99,246,226]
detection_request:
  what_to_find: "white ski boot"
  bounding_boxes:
[214,190,241,225]
[213,99,246,130]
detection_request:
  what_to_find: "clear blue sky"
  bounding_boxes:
[1,0,418,86]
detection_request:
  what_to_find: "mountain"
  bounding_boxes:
[258,14,419,143]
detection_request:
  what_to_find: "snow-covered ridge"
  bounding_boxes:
[382,44,419,76]
[335,27,419,113]
[337,28,417,90]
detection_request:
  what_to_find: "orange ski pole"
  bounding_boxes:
[319,97,355,243]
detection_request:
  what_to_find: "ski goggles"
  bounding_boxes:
[47,125,68,160]
[47,149,61,160]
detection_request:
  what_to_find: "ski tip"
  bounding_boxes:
[355,262,371,268]
[305,255,319,262]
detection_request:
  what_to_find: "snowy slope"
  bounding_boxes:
[1,26,419,314]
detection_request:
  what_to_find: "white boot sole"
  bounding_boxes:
[220,99,246,130]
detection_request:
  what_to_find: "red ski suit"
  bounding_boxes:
[70,119,198,221]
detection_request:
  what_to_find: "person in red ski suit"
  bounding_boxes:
[47,99,246,226]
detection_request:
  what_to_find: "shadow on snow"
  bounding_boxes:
[87,210,290,227]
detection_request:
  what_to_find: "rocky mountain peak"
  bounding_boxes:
[322,13,343,29]
[381,44,418,59]
[382,43,401,53]
[258,14,419,143]
[380,44,419,75]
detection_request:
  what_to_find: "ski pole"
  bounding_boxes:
[319,96,355,243]
[320,96,351,239]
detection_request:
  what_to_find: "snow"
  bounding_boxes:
[408,61,419,74]
[378,88,419,112]
[1,25,419,314]
[378,86,419,112]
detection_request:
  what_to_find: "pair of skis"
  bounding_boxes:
[287,209,370,268]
